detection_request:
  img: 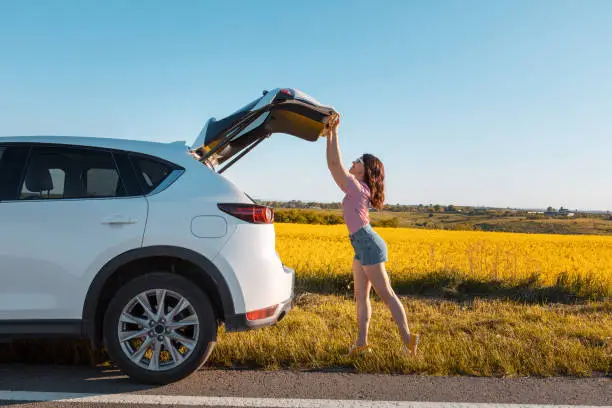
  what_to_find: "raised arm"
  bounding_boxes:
[325,114,349,192]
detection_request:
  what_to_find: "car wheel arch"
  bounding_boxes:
[81,245,236,349]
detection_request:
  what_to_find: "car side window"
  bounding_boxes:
[19,146,128,200]
[21,167,66,199]
[130,155,174,195]
[0,145,29,201]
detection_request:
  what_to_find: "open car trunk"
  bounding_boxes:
[191,88,336,173]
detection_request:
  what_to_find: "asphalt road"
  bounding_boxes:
[0,364,609,407]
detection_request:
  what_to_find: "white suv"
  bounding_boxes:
[0,88,336,384]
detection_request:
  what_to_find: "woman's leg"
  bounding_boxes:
[352,258,372,347]
[362,262,412,347]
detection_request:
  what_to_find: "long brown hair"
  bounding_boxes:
[362,153,385,210]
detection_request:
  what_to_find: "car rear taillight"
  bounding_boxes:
[218,203,274,224]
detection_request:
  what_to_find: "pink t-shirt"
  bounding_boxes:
[342,174,371,234]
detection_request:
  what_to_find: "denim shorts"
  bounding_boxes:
[349,224,388,266]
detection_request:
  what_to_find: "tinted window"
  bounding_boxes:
[112,152,144,196]
[130,156,173,194]
[19,146,127,200]
[0,145,29,200]
[86,168,120,197]
[21,167,66,198]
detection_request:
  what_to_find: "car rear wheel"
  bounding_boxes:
[103,272,217,384]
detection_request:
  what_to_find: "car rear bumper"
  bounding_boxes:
[224,266,294,332]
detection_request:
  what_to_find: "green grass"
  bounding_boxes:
[208,295,612,376]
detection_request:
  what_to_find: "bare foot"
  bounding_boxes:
[402,333,420,356]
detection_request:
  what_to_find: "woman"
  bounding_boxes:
[324,114,419,356]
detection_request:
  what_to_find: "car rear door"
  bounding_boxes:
[191,88,336,172]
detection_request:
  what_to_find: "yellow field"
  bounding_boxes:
[275,224,612,299]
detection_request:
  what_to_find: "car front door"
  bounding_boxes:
[0,144,148,323]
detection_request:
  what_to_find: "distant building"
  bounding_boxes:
[545,207,575,217]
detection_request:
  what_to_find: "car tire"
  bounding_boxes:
[103,272,217,384]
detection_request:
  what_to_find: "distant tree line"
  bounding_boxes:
[273,209,400,228]
[274,209,344,225]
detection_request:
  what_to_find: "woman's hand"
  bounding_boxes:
[330,113,340,136]
[324,113,340,138]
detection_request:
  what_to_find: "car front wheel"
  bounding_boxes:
[103,272,217,384]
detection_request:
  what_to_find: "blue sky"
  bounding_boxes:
[1,0,610,210]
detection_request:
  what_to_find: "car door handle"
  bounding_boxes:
[101,215,138,225]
